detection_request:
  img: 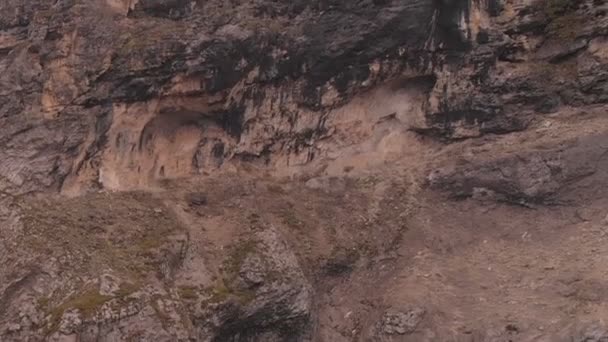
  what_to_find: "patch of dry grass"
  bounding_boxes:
[19,192,186,281]
[45,287,112,335]
[178,286,199,300]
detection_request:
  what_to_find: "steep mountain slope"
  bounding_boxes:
[2,0,608,341]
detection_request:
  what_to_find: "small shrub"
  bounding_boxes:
[178,286,199,300]
[208,281,232,303]
[115,282,139,299]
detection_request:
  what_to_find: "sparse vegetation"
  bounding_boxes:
[279,207,304,229]
[178,286,199,300]
[45,288,112,335]
[20,192,187,283]
[62,290,112,317]
[233,288,256,305]
[276,201,305,230]
[203,279,256,306]
[115,282,140,299]
[135,234,166,253]
[194,240,264,307]
[206,281,232,303]
[222,239,258,281]
[18,193,187,336]
[37,296,50,311]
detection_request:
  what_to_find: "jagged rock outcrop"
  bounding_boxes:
[3,0,608,341]
[0,191,312,341]
[1,0,437,193]
[428,131,608,205]
[2,0,608,193]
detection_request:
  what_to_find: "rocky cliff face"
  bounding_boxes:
[2,0,607,193]
[3,0,608,341]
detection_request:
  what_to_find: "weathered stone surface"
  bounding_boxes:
[6,0,608,192]
[198,227,312,341]
[3,0,608,341]
[429,132,608,205]
[380,308,426,335]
